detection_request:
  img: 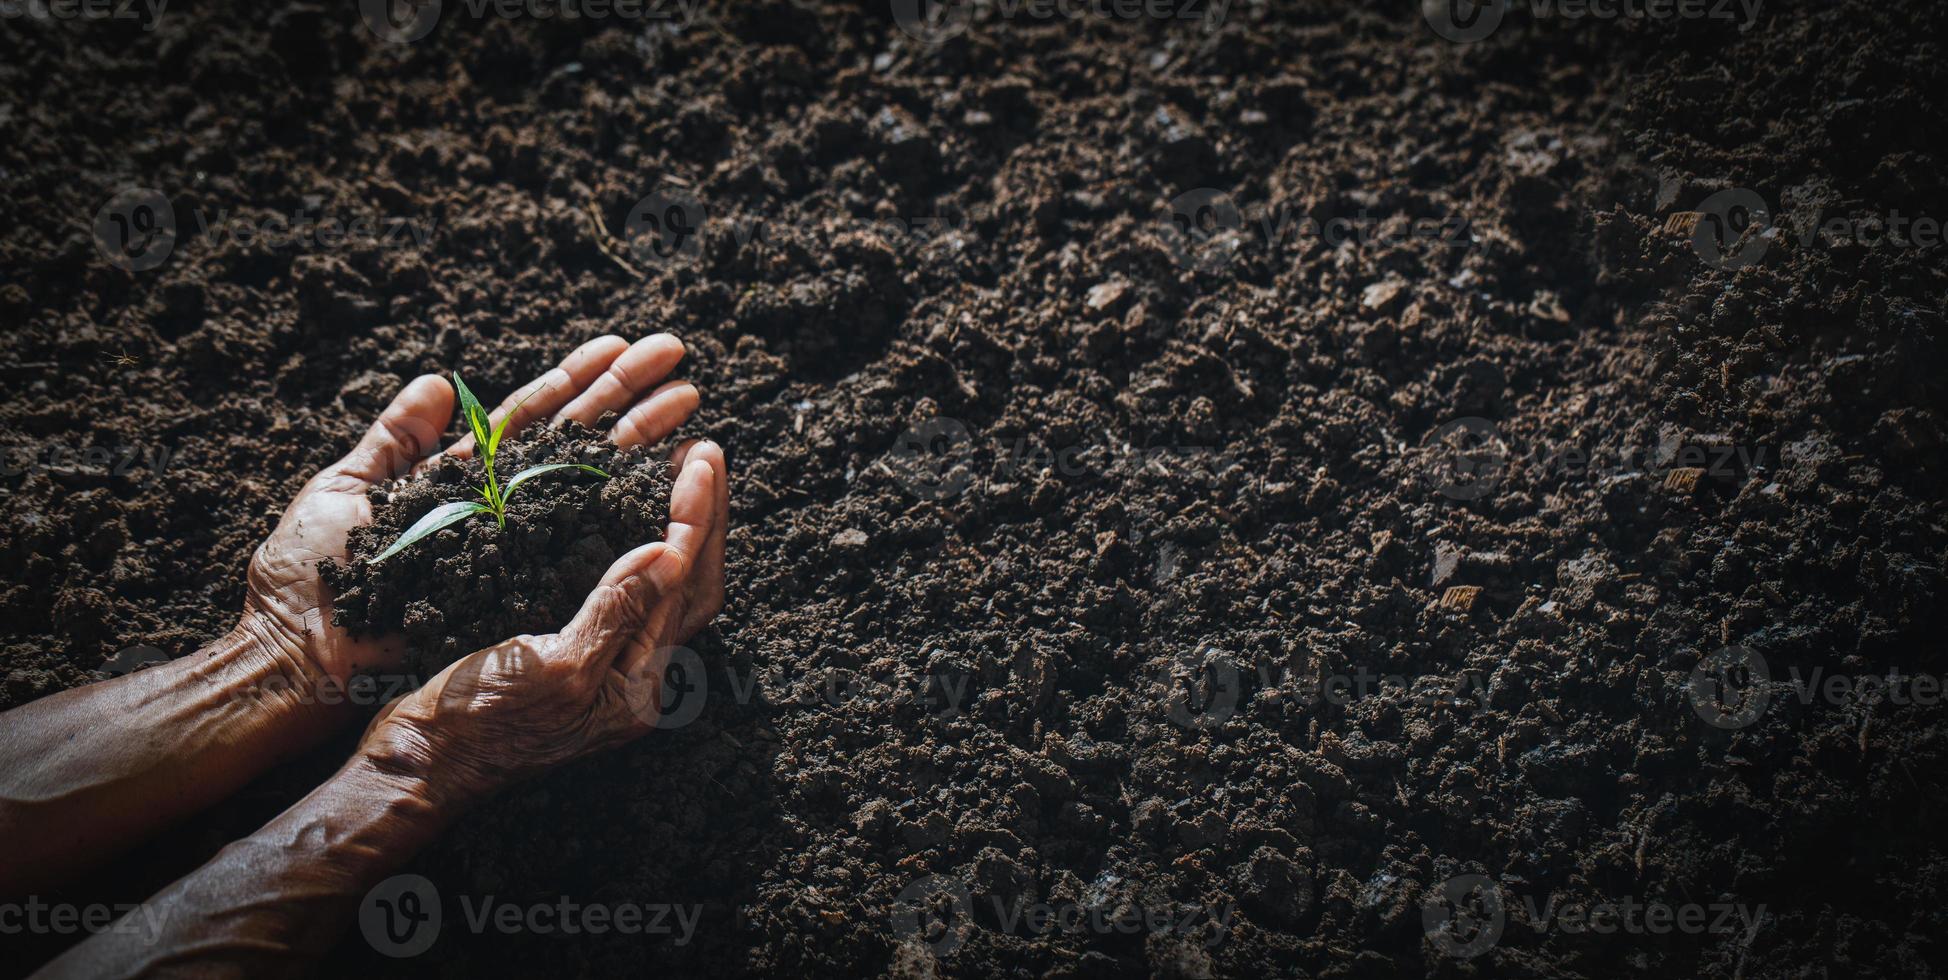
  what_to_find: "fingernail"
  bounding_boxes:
[647,547,688,592]
[607,542,663,586]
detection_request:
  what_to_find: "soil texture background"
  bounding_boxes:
[1,0,1945,976]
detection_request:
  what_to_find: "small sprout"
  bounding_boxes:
[370,372,609,563]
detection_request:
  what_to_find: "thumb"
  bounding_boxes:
[334,374,455,484]
[559,541,689,669]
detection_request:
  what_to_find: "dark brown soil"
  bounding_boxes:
[323,419,672,674]
[2,0,1946,978]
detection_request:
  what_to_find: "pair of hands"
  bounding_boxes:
[242,333,725,808]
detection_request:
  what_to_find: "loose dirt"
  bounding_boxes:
[325,419,672,674]
[1,1,1943,977]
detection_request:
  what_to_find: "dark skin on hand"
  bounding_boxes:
[0,334,727,977]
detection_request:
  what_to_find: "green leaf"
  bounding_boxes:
[369,500,491,564]
[502,463,610,505]
[489,381,546,459]
[452,372,492,455]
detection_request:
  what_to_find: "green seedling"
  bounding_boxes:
[370,372,610,563]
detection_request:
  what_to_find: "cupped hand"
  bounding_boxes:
[241,333,719,689]
[353,452,724,806]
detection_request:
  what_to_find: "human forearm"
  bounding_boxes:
[35,475,718,974]
[34,751,458,980]
[0,616,353,897]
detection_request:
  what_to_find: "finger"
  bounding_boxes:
[559,542,681,670]
[606,458,715,679]
[333,375,455,485]
[439,335,631,463]
[670,440,727,639]
[613,546,698,683]
[555,333,686,428]
[667,438,703,468]
[662,456,718,577]
[610,380,700,449]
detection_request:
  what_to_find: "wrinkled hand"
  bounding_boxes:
[242,334,718,688]
[355,454,723,806]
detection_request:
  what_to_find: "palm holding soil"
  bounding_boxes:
[244,333,725,695]
[362,464,718,805]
